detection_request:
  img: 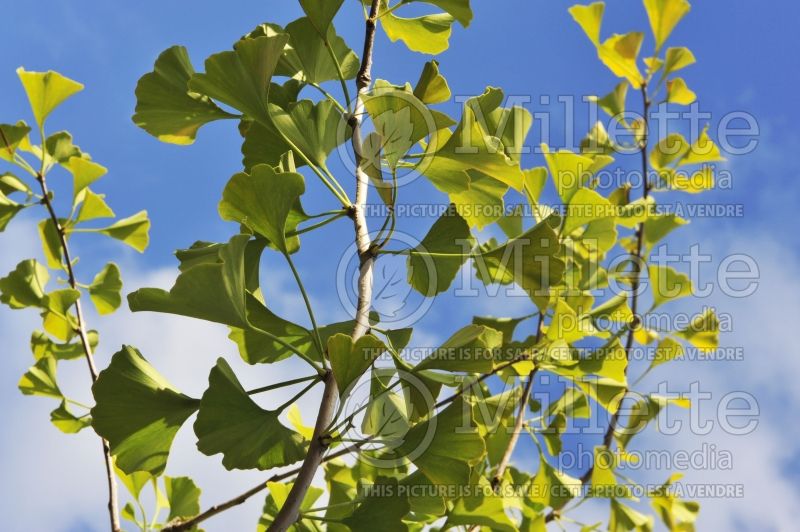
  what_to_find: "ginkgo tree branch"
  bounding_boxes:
[34,157,121,531]
[581,84,652,486]
[267,2,382,530]
[161,441,370,531]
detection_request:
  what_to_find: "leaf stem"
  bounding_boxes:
[283,250,326,365]
[245,374,319,396]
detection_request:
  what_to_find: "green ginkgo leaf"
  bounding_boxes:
[597,32,645,88]
[194,358,307,470]
[267,99,352,170]
[0,259,49,309]
[530,457,579,511]
[415,324,501,373]
[75,189,115,222]
[164,476,202,523]
[91,346,200,475]
[219,164,305,253]
[396,396,485,486]
[50,400,92,434]
[88,263,123,315]
[277,17,359,84]
[564,187,612,235]
[190,33,289,124]
[41,289,81,341]
[298,0,344,32]
[65,156,107,202]
[421,88,527,193]
[328,333,386,397]
[448,477,518,532]
[449,170,508,229]
[341,476,411,532]
[17,68,83,127]
[85,210,150,252]
[133,46,237,145]
[478,216,565,311]
[19,355,61,398]
[381,5,455,55]
[413,60,451,104]
[129,234,252,328]
[407,205,474,296]
[648,264,692,309]
[676,308,719,351]
[364,80,455,169]
[0,122,31,162]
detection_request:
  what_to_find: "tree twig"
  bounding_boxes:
[162,442,368,531]
[267,2,382,530]
[35,170,121,532]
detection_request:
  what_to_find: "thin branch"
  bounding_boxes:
[162,441,369,531]
[269,5,381,528]
[490,314,544,490]
[35,167,121,531]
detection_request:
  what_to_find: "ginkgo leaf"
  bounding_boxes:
[0,259,49,309]
[411,0,473,27]
[298,0,344,32]
[414,60,451,104]
[0,122,32,161]
[407,205,474,296]
[66,156,107,202]
[680,125,724,166]
[364,80,455,169]
[41,289,81,341]
[676,308,719,351]
[569,1,605,45]
[278,17,359,84]
[667,165,714,193]
[258,480,324,532]
[665,77,696,105]
[542,144,595,204]
[381,4,456,55]
[448,477,519,532]
[610,498,654,531]
[164,476,202,523]
[650,133,689,170]
[194,358,307,470]
[133,46,237,145]
[396,396,485,486]
[663,46,696,75]
[17,68,83,127]
[88,263,123,315]
[597,32,645,88]
[530,457,579,510]
[648,264,692,309]
[328,333,386,397]
[449,170,508,229]
[88,210,151,252]
[643,214,688,248]
[190,33,289,124]
[76,189,115,222]
[593,81,628,123]
[341,476,411,532]
[643,0,691,51]
[478,216,565,311]
[564,187,612,235]
[415,324,502,373]
[268,99,351,170]
[91,346,200,475]
[129,234,252,328]
[219,164,305,253]
[19,355,61,398]
[50,400,91,434]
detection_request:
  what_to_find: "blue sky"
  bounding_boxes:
[1,1,799,530]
